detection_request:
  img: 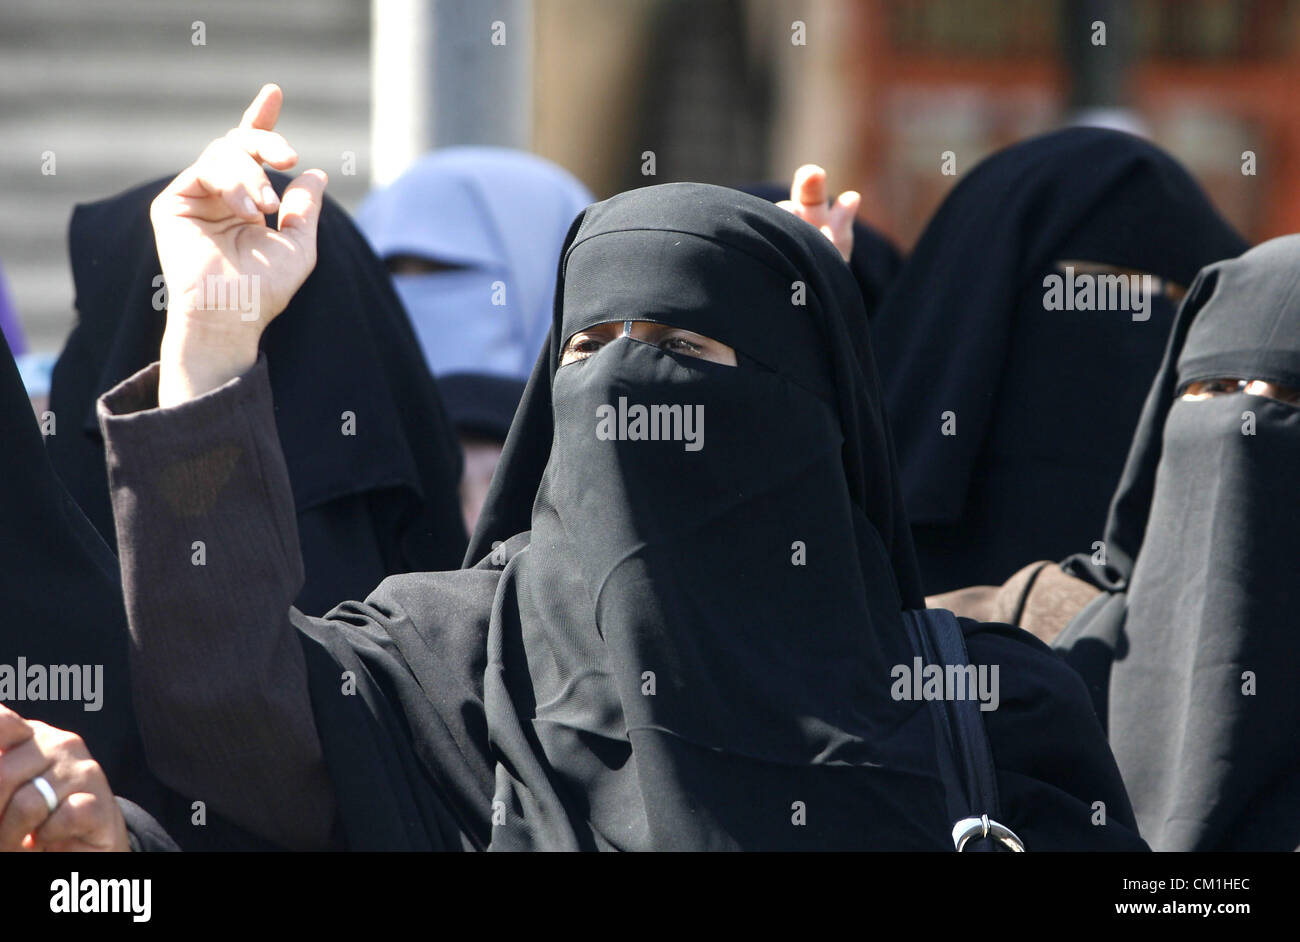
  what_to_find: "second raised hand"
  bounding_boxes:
[153,84,328,407]
[775,164,859,263]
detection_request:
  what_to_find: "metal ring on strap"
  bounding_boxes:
[952,814,1026,852]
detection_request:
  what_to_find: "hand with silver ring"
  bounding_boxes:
[0,704,129,851]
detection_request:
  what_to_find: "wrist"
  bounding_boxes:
[159,315,260,407]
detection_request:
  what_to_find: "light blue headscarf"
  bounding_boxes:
[356,148,592,390]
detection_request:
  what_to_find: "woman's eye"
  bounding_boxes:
[1184,378,1243,398]
[564,338,603,361]
[661,336,703,355]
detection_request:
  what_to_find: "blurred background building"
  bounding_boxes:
[2,0,1297,353]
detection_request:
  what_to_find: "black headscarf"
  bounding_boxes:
[735,181,903,321]
[48,173,468,614]
[0,332,277,850]
[871,128,1248,594]
[298,183,1143,851]
[1055,236,1300,851]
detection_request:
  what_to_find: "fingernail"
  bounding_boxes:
[241,195,258,216]
[262,185,280,208]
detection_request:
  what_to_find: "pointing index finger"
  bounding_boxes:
[239,83,284,132]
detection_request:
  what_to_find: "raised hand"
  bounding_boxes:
[153,84,328,406]
[776,164,859,263]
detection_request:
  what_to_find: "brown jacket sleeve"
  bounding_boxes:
[98,355,336,850]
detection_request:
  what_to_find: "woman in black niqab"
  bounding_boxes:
[48,173,468,615]
[872,128,1248,595]
[471,180,935,848]
[1055,235,1300,851]
[265,183,1143,850]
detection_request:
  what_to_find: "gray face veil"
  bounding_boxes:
[1057,235,1300,851]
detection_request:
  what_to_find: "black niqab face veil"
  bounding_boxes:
[467,182,948,850]
[1056,235,1300,851]
[872,128,1248,594]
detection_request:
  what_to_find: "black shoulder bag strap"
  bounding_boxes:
[902,608,1026,852]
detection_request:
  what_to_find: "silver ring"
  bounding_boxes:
[30,775,58,814]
